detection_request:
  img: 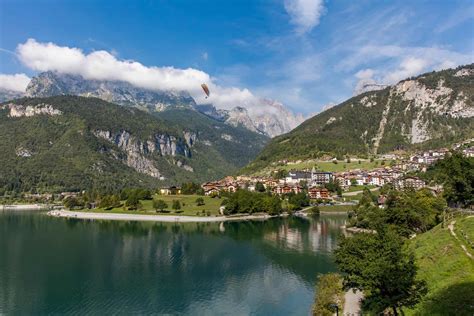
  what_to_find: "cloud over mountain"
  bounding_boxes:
[14,39,261,111]
[0,73,31,92]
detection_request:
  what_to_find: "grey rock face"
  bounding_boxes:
[93,129,193,178]
[26,71,196,111]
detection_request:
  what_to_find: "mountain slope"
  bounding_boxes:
[243,64,474,173]
[0,96,267,192]
[25,71,303,137]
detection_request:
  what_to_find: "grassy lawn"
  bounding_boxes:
[345,185,376,192]
[318,204,354,213]
[260,159,394,174]
[90,194,223,216]
[405,217,474,315]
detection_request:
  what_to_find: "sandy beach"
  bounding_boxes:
[48,210,276,223]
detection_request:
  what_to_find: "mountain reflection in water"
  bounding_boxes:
[0,211,346,315]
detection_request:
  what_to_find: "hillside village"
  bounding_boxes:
[197,140,474,203]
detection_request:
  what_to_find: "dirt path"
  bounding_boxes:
[343,289,363,316]
[448,220,473,259]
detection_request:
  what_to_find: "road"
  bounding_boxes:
[343,289,363,315]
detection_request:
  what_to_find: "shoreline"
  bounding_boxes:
[1,204,48,210]
[48,210,279,223]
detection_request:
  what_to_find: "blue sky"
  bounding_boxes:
[0,0,473,115]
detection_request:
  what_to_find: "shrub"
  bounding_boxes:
[312,273,344,316]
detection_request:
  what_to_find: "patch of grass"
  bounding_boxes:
[405,218,474,315]
[250,160,391,176]
[92,194,222,216]
[318,205,354,213]
[345,185,377,192]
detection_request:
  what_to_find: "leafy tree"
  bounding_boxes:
[64,196,84,209]
[195,197,205,206]
[221,189,282,215]
[308,205,320,216]
[181,182,201,195]
[125,192,141,210]
[350,188,444,236]
[324,179,342,196]
[424,152,474,207]
[348,188,382,229]
[264,195,283,215]
[312,273,344,316]
[350,178,357,186]
[172,200,181,210]
[274,169,288,180]
[335,228,427,315]
[136,189,152,200]
[384,189,445,237]
[255,181,266,192]
[288,192,310,210]
[153,199,168,212]
[99,194,121,210]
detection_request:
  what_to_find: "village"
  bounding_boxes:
[198,143,474,203]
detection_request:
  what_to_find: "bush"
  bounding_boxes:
[153,199,168,212]
[172,200,181,210]
[195,197,205,206]
[308,206,320,216]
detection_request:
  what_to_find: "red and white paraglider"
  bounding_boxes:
[201,83,210,99]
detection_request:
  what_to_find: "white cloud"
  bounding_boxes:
[0,73,31,92]
[353,68,379,95]
[382,57,428,83]
[284,0,325,34]
[346,45,474,95]
[16,38,260,110]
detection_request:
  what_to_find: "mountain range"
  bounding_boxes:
[242,64,474,173]
[18,71,304,137]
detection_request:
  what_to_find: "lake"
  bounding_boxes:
[0,210,346,315]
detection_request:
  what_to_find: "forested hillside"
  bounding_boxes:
[0,96,267,193]
[243,64,474,173]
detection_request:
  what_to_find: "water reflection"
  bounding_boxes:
[0,211,346,315]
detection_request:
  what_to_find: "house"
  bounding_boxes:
[311,168,333,185]
[160,186,181,195]
[394,177,426,190]
[223,183,238,193]
[370,176,385,187]
[273,184,302,195]
[463,146,474,157]
[285,171,312,184]
[204,187,220,196]
[308,187,330,199]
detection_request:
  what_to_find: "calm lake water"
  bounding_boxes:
[0,210,346,315]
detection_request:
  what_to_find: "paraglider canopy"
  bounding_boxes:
[201,83,210,98]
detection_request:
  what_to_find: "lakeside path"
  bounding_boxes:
[48,210,277,223]
[1,204,47,210]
